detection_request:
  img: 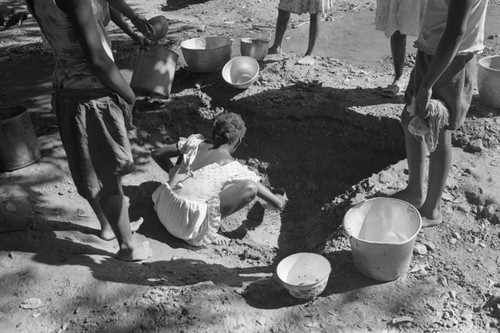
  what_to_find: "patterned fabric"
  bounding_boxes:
[278,0,324,15]
[27,0,113,89]
[416,0,488,55]
[152,134,261,246]
[375,0,427,37]
[407,99,449,153]
[404,51,476,131]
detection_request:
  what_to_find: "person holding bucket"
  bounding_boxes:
[26,0,151,261]
[392,0,489,227]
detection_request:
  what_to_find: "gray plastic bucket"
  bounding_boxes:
[130,46,178,98]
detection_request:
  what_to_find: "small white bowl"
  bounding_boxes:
[222,56,259,89]
[276,252,331,299]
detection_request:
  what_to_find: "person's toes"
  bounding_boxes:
[211,235,229,245]
[381,84,401,98]
[297,55,315,65]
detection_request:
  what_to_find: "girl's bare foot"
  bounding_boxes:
[116,240,152,262]
[297,55,315,65]
[268,45,281,54]
[390,188,424,209]
[99,217,144,241]
[419,205,443,228]
[99,228,115,241]
[421,216,443,228]
[211,234,229,245]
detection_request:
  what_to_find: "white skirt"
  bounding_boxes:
[375,0,427,37]
[152,183,221,247]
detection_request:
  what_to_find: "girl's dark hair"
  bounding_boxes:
[212,112,247,147]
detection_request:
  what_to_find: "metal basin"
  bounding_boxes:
[222,56,259,89]
[180,36,232,73]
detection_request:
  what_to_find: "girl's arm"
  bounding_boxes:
[151,144,181,172]
[60,0,136,105]
[106,0,154,37]
[109,7,147,46]
[256,182,288,210]
[415,0,473,118]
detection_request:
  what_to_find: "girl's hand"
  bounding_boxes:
[132,14,155,38]
[415,86,432,119]
[131,33,152,48]
[262,189,288,211]
[276,194,288,209]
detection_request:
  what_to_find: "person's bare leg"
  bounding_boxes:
[269,10,290,54]
[88,199,115,240]
[391,107,426,208]
[100,191,151,261]
[390,30,406,87]
[220,180,258,218]
[419,129,451,227]
[297,12,320,65]
[89,197,144,241]
[211,181,258,245]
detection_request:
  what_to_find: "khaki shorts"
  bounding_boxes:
[52,89,135,200]
[404,50,477,130]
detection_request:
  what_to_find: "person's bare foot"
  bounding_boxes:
[268,45,281,54]
[420,215,443,228]
[419,205,443,228]
[99,217,144,241]
[99,228,115,241]
[390,188,424,209]
[211,234,229,245]
[116,240,152,262]
[297,55,315,65]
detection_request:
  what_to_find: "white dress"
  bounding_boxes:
[152,134,261,246]
[375,0,427,38]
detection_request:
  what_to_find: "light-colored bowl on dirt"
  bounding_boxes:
[148,15,169,42]
[180,36,232,73]
[477,55,500,109]
[276,252,331,299]
[222,56,259,89]
[240,38,269,61]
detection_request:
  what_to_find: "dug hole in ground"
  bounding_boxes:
[1,0,500,332]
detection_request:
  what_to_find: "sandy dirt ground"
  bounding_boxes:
[1,0,500,332]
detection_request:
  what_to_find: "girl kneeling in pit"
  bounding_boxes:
[151,112,287,246]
